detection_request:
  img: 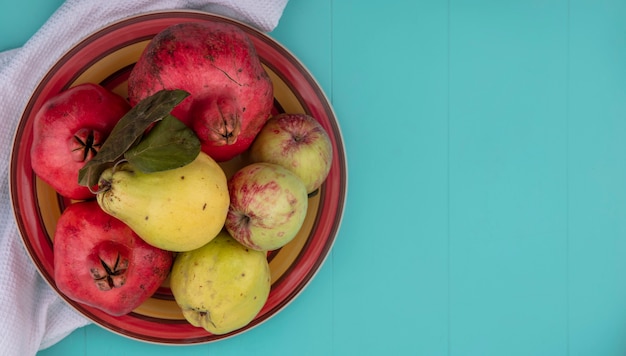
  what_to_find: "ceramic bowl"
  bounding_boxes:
[9,10,346,344]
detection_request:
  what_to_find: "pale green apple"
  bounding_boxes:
[249,113,333,194]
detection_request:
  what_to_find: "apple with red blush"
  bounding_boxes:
[249,113,333,194]
[53,200,173,316]
[30,83,130,200]
[225,162,308,251]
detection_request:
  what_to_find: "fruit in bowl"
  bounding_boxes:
[128,21,274,162]
[96,151,230,252]
[11,11,345,344]
[54,200,173,316]
[249,113,333,194]
[30,83,130,200]
[225,162,308,251]
[170,230,271,335]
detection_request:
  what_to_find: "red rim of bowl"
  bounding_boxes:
[9,10,347,345]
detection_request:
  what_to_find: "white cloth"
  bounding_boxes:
[0,1,288,354]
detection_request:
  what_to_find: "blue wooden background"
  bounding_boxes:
[2,0,626,355]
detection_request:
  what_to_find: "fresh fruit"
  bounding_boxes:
[249,113,333,194]
[96,151,229,252]
[225,162,308,251]
[170,230,271,335]
[127,21,274,162]
[53,200,173,316]
[78,89,198,189]
[31,83,130,199]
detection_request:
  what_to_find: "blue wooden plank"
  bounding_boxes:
[38,327,86,356]
[0,0,64,51]
[568,0,626,355]
[331,1,449,354]
[270,0,332,96]
[448,0,569,354]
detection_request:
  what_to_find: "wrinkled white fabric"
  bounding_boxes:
[0,1,287,354]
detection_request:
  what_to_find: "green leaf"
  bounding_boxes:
[124,114,201,173]
[78,89,190,187]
